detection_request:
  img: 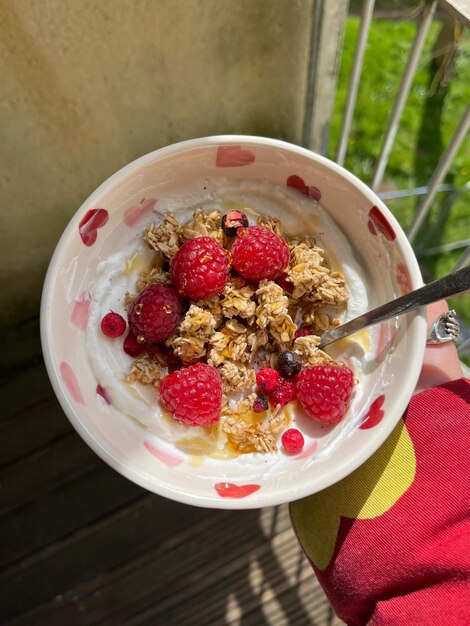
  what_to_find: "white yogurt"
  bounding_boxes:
[86,179,373,454]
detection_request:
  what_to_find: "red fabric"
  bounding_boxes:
[313,378,470,625]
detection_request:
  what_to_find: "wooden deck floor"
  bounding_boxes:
[0,323,342,625]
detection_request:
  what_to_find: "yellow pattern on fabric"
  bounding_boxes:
[290,419,416,570]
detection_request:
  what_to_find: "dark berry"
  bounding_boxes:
[277,351,302,378]
[221,211,249,237]
[101,311,126,338]
[253,394,269,413]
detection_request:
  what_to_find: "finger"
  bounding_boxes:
[416,301,463,393]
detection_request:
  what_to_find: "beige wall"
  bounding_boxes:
[0,0,316,327]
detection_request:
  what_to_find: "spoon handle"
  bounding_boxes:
[319,265,470,349]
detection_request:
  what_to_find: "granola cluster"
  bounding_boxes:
[124,208,349,454]
[125,356,163,385]
[166,305,217,362]
[222,404,289,454]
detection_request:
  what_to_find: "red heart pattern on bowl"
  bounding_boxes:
[124,198,157,228]
[214,482,261,498]
[367,206,396,241]
[287,175,321,200]
[216,145,255,167]
[144,440,182,468]
[359,395,385,429]
[396,262,412,294]
[60,362,85,405]
[79,208,109,246]
[71,293,92,331]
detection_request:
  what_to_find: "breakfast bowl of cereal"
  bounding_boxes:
[41,136,427,508]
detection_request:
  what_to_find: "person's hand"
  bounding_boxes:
[416,300,463,393]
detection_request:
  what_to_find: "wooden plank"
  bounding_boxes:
[8,508,232,626]
[129,527,321,626]
[0,363,53,422]
[0,462,143,570]
[0,362,73,470]
[0,318,42,380]
[84,511,261,625]
[240,567,331,626]
[135,520,323,626]
[10,508,261,625]
[0,494,212,623]
[0,432,102,515]
[3,497,337,625]
[12,506,319,626]
[0,395,72,467]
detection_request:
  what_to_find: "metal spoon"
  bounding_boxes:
[318,265,470,349]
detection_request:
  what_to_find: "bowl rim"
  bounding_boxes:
[40,134,427,509]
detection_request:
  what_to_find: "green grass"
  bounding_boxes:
[328,18,470,362]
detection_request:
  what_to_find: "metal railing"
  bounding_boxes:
[305,0,470,359]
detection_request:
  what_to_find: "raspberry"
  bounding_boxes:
[275,272,294,294]
[281,428,304,454]
[253,394,269,413]
[101,312,126,338]
[170,236,229,300]
[128,284,181,343]
[296,365,354,425]
[123,332,146,357]
[159,363,222,427]
[231,226,290,281]
[295,325,311,338]
[221,211,249,237]
[277,351,302,378]
[270,378,297,407]
[256,368,280,394]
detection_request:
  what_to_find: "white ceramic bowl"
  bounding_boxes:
[41,136,427,509]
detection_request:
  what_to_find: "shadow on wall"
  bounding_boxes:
[0,0,313,328]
